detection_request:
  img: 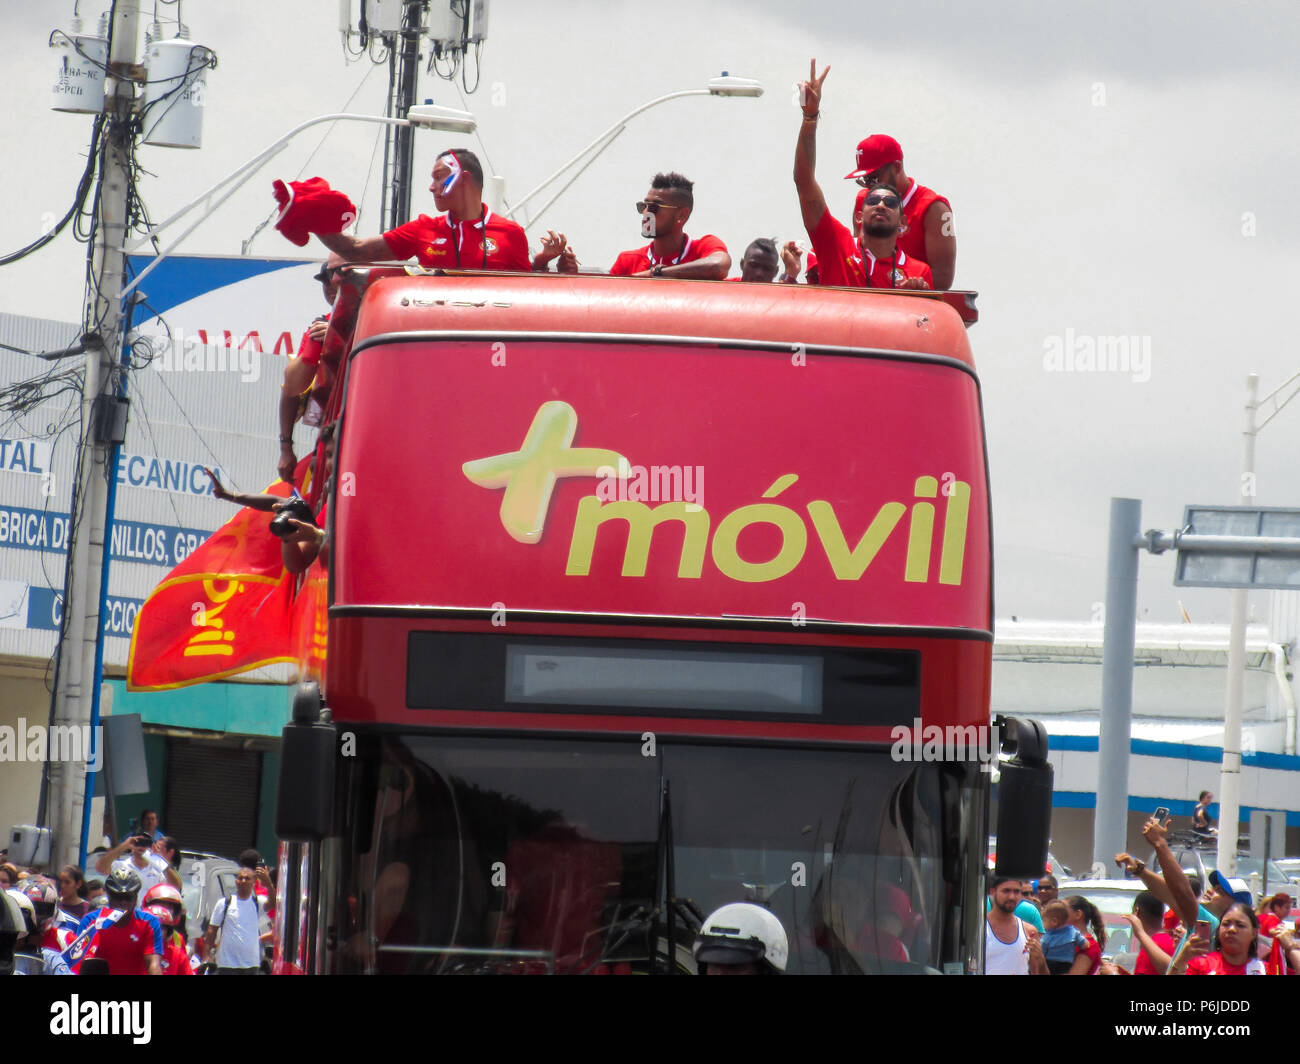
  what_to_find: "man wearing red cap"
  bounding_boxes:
[794,63,931,291]
[315,149,530,272]
[844,131,955,290]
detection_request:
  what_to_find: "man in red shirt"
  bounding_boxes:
[70,868,162,975]
[843,133,955,290]
[794,62,931,291]
[317,149,530,272]
[277,254,343,481]
[550,173,729,279]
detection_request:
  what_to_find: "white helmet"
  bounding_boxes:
[693,903,789,974]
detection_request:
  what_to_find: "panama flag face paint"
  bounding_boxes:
[439,151,463,195]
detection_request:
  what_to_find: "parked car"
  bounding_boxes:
[1273,859,1300,886]
[177,851,239,958]
[1056,879,1144,968]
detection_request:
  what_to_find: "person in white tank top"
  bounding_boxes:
[986,877,1044,974]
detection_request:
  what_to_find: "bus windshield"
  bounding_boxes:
[340,734,962,975]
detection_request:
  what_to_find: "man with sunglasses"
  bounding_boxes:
[794,61,937,291]
[316,149,530,272]
[574,172,729,279]
[845,134,955,290]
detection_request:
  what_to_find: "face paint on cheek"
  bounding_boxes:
[641,212,656,238]
[438,152,463,195]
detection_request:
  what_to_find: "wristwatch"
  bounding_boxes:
[651,264,665,277]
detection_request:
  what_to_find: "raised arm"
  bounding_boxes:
[204,469,284,512]
[1124,914,1172,974]
[1115,852,1175,911]
[95,838,130,875]
[1141,818,1199,930]
[793,60,831,235]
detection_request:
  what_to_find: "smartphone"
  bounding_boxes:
[1194,919,1211,941]
[1258,933,1273,959]
[1153,806,1170,821]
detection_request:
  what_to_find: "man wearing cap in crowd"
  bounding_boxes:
[313,149,531,272]
[794,62,933,291]
[844,131,955,290]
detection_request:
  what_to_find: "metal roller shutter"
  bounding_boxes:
[164,741,261,859]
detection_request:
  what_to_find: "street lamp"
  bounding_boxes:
[121,104,477,297]
[1218,370,1300,875]
[505,73,765,229]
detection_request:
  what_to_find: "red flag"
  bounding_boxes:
[127,475,303,691]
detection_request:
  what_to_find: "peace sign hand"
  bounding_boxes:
[801,59,830,118]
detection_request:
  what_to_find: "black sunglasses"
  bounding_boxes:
[635,201,679,215]
[864,193,901,209]
[313,266,342,283]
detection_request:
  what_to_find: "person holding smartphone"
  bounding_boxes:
[1171,902,1266,975]
[94,831,180,893]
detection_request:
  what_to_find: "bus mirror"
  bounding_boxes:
[993,715,1053,880]
[276,686,336,841]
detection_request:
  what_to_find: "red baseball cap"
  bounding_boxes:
[845,134,903,180]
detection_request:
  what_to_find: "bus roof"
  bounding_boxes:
[344,269,977,364]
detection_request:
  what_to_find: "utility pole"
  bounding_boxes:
[1093,498,1141,869]
[382,1,425,230]
[1218,374,1260,877]
[48,1,140,870]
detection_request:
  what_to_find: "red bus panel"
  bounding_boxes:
[333,340,990,632]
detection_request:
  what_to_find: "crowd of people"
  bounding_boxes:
[987,816,1300,975]
[0,808,275,976]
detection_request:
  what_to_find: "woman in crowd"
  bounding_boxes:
[56,865,91,920]
[0,863,19,888]
[1258,892,1292,935]
[1172,902,1264,975]
[1064,895,1105,974]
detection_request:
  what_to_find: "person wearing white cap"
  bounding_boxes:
[692,903,788,975]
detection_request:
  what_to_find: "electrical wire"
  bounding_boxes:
[0,115,104,267]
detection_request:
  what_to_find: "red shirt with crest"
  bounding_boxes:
[806,209,931,289]
[383,209,530,271]
[609,234,728,276]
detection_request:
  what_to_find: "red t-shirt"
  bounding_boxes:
[80,910,163,976]
[1134,931,1176,974]
[609,234,728,276]
[896,180,951,267]
[1080,933,1101,975]
[382,209,530,271]
[805,208,932,289]
[160,935,193,975]
[1186,952,1266,975]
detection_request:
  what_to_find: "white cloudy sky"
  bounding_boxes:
[3,0,1298,624]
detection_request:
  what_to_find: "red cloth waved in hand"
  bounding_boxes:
[272,177,356,247]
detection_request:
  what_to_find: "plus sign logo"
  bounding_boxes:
[461,400,625,544]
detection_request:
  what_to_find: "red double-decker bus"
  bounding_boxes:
[273,269,1050,975]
